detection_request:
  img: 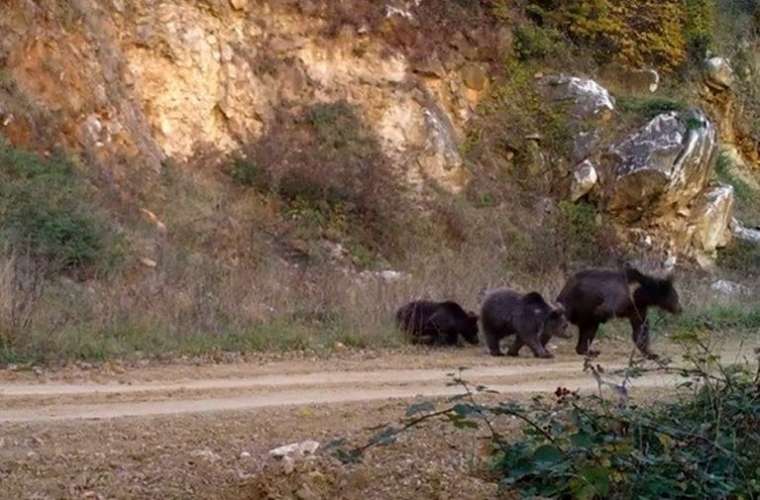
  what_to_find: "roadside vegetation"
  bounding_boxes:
[0,0,758,366]
[332,336,760,499]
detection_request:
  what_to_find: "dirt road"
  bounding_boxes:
[1,338,755,499]
[2,338,752,423]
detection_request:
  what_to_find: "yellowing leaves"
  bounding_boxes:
[531,0,695,71]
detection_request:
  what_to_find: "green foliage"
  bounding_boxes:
[617,96,687,121]
[555,201,603,264]
[230,158,265,188]
[527,0,690,71]
[684,0,716,63]
[493,359,760,499]
[514,24,565,61]
[0,144,119,273]
[468,59,573,184]
[340,346,760,499]
[662,302,760,334]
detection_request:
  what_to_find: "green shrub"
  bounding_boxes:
[466,60,573,188]
[617,96,688,121]
[230,158,266,188]
[531,0,687,70]
[490,360,760,498]
[238,101,407,257]
[338,344,760,499]
[555,200,603,264]
[514,24,565,60]
[0,144,118,272]
[684,0,716,63]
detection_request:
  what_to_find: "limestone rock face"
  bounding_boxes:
[601,109,718,220]
[1,0,485,194]
[543,75,615,120]
[570,160,598,202]
[686,184,735,266]
[704,57,735,90]
[732,219,760,244]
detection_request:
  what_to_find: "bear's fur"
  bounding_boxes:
[557,266,682,358]
[395,300,479,346]
[480,289,569,358]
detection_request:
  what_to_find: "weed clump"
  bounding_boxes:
[336,342,760,499]
[0,144,119,273]
[231,101,407,260]
[617,96,688,121]
[514,24,565,61]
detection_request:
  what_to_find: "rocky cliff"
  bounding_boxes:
[0,0,757,270]
[0,0,502,195]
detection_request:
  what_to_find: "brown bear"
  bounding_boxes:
[480,288,569,358]
[395,300,479,346]
[556,266,682,358]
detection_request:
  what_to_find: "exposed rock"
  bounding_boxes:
[601,109,717,220]
[687,184,735,266]
[732,219,760,244]
[280,455,296,475]
[139,257,158,268]
[191,449,221,462]
[705,57,734,90]
[358,270,410,284]
[599,65,659,94]
[571,128,602,165]
[570,160,598,202]
[413,52,447,78]
[228,0,248,11]
[414,101,469,192]
[269,440,320,459]
[711,279,750,297]
[0,1,484,196]
[461,64,488,91]
[542,75,615,120]
[140,208,168,234]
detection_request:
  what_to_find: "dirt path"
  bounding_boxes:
[0,339,756,499]
[4,341,748,422]
[0,337,754,423]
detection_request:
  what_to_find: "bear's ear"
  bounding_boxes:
[522,292,546,306]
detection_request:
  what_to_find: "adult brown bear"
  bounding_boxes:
[395,300,479,346]
[480,288,569,358]
[557,266,682,358]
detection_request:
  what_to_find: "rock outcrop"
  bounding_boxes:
[543,75,615,121]
[685,184,735,267]
[538,72,736,266]
[0,0,497,195]
[705,57,735,91]
[600,109,718,220]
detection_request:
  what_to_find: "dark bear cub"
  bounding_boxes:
[480,288,569,358]
[557,265,682,358]
[395,300,479,346]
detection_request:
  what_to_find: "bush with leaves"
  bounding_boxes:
[527,0,700,72]
[232,101,408,259]
[0,144,119,274]
[333,340,760,499]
